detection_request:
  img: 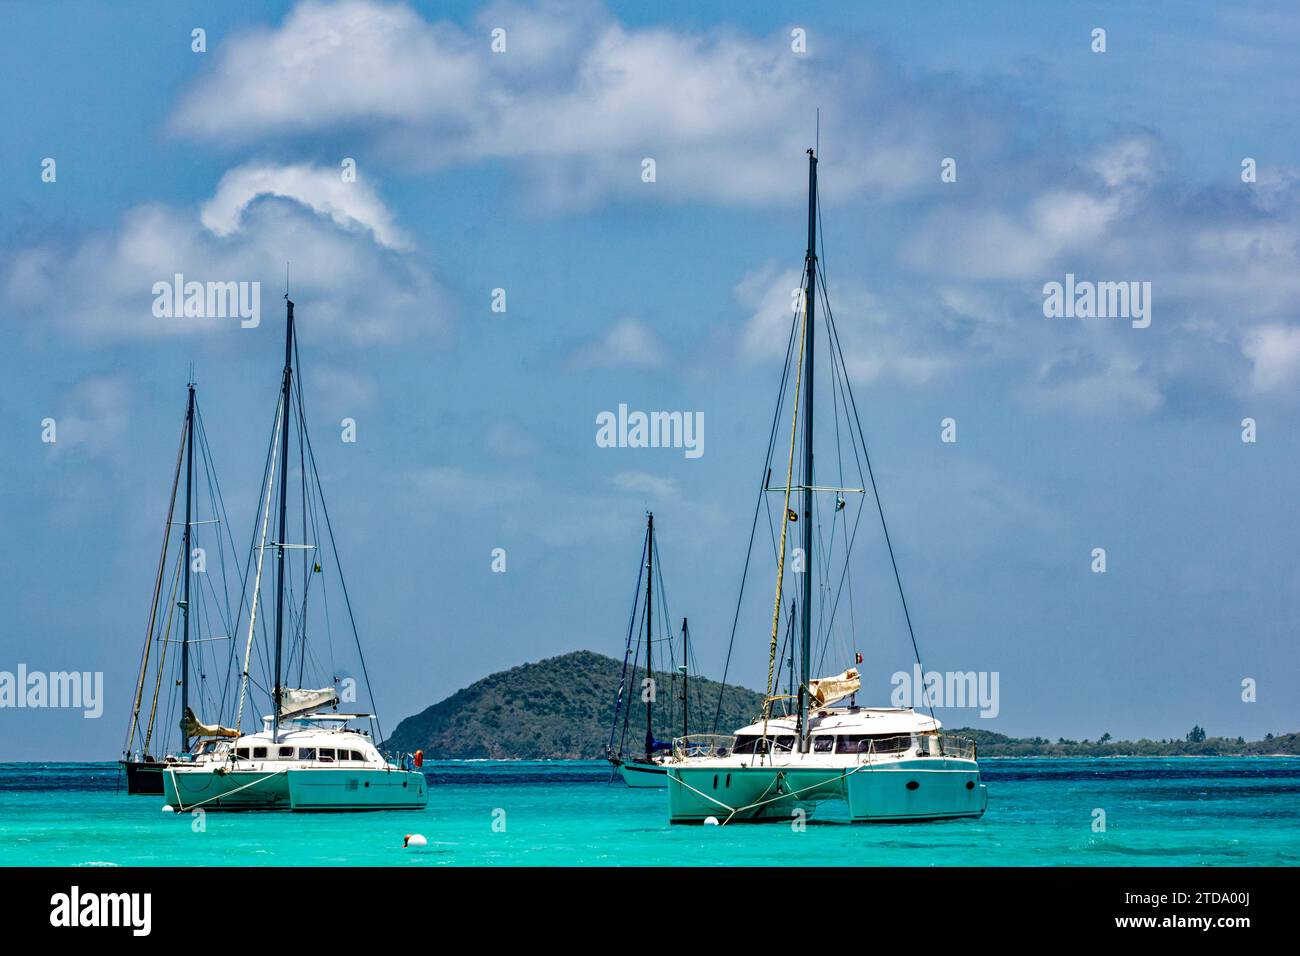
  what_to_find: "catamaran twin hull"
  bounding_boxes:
[163,766,428,811]
[667,756,987,824]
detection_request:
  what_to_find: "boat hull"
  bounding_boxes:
[162,766,428,811]
[121,760,167,795]
[667,757,987,824]
[618,759,668,788]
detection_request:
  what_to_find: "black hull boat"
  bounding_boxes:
[120,759,166,795]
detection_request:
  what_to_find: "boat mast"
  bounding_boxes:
[180,382,196,752]
[273,297,294,741]
[681,617,689,742]
[644,512,654,759]
[798,148,818,751]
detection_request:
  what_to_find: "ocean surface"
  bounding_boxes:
[1,758,1297,866]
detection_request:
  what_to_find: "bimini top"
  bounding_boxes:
[733,707,940,738]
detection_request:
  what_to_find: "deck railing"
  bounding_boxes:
[669,732,978,762]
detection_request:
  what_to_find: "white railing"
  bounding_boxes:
[669,732,979,762]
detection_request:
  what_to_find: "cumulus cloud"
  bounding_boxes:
[3,166,446,344]
[168,0,1020,207]
[202,163,409,249]
[733,261,956,387]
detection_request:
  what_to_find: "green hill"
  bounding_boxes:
[384,650,767,759]
[383,650,1300,760]
[946,727,1300,757]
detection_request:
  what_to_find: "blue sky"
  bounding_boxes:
[2,1,1298,759]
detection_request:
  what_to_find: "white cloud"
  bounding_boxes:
[169,0,1015,207]
[202,163,409,249]
[612,470,679,500]
[3,167,446,344]
[733,261,955,387]
[572,318,666,368]
[1243,325,1300,392]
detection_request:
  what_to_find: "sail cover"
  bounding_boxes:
[279,687,339,718]
[182,707,239,739]
[808,668,861,708]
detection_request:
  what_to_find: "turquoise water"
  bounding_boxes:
[2,758,1297,866]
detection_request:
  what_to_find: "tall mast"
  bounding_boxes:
[681,617,689,742]
[643,512,654,759]
[798,148,818,751]
[180,382,196,752]
[273,297,294,741]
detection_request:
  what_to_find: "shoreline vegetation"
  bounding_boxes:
[384,651,1298,760]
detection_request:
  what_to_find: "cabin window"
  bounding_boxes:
[235,747,250,759]
[319,748,335,762]
[352,751,366,761]
[773,736,796,753]
[834,736,867,754]
[812,736,833,753]
[732,736,768,755]
[278,746,294,759]
[299,748,316,761]
[252,747,267,759]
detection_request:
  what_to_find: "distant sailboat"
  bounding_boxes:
[665,147,987,824]
[606,513,697,788]
[161,297,427,811]
[121,381,242,795]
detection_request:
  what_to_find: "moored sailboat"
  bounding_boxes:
[121,381,243,794]
[666,147,987,824]
[606,513,697,787]
[161,297,426,811]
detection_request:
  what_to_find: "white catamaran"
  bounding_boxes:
[666,147,987,824]
[162,297,427,812]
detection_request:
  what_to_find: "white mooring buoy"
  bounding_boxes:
[161,805,175,814]
[404,833,427,847]
[703,816,720,826]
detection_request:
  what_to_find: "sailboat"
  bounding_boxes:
[665,148,987,824]
[121,381,243,795]
[606,513,695,787]
[161,297,427,811]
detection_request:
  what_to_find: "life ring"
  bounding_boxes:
[413,750,424,769]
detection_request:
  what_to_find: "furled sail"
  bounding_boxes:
[279,687,339,718]
[808,668,861,708]
[182,706,239,739]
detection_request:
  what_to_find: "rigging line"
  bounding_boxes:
[764,270,810,747]
[236,393,286,734]
[819,259,935,723]
[222,396,280,720]
[193,404,236,642]
[607,528,648,757]
[711,287,803,734]
[815,315,868,675]
[619,591,650,759]
[297,363,386,745]
[124,405,187,756]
